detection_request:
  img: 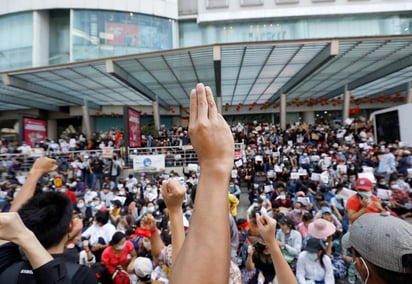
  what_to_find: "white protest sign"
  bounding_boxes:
[235,159,243,168]
[101,147,114,159]
[255,155,263,162]
[337,165,347,174]
[231,169,238,178]
[298,168,308,176]
[358,172,376,184]
[377,188,392,200]
[337,187,357,200]
[275,165,283,173]
[311,173,321,181]
[264,185,273,193]
[267,170,275,178]
[187,164,198,172]
[290,172,300,179]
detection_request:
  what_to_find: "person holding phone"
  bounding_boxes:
[346,177,385,224]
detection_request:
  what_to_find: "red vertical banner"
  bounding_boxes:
[128,109,141,147]
[23,117,47,147]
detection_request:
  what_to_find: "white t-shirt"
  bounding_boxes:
[82,222,116,246]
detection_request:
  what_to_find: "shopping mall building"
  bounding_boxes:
[0,0,411,141]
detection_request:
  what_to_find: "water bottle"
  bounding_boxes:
[348,261,356,284]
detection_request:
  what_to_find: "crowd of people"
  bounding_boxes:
[0,83,412,284]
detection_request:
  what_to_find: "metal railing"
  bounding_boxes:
[0,143,244,175]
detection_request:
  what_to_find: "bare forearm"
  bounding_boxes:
[266,239,297,284]
[169,208,185,266]
[17,230,53,269]
[10,170,43,212]
[170,167,231,284]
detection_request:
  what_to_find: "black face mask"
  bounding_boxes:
[254,242,267,252]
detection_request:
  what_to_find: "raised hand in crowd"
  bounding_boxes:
[10,157,57,212]
[256,212,298,284]
[169,83,234,284]
[161,178,186,265]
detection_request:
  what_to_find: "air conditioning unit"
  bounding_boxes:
[240,0,264,6]
[275,0,299,4]
[206,0,229,9]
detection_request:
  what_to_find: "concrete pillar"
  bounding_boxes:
[407,82,412,104]
[343,85,351,122]
[47,119,57,141]
[152,99,160,131]
[33,10,49,67]
[280,94,287,130]
[303,111,315,125]
[217,96,222,114]
[81,101,91,139]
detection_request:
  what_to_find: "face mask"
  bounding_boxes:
[306,252,318,261]
[42,187,48,192]
[147,207,155,213]
[358,191,372,199]
[77,203,85,209]
[354,258,370,284]
[116,243,125,250]
[132,188,138,193]
[293,209,301,214]
[143,240,151,250]
[59,189,66,193]
[260,195,266,200]
[118,191,125,196]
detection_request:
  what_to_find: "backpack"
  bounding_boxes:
[0,259,80,283]
[112,268,131,284]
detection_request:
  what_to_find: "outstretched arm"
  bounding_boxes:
[10,157,57,212]
[161,179,186,265]
[256,212,297,284]
[170,83,234,284]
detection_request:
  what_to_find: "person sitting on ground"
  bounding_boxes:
[101,231,136,279]
[296,238,335,284]
[346,177,386,224]
[276,215,302,271]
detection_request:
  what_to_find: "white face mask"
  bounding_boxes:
[116,243,125,250]
[358,191,372,199]
[306,252,318,262]
[132,188,138,193]
[77,203,85,209]
[143,240,151,250]
[147,207,155,213]
[118,191,125,196]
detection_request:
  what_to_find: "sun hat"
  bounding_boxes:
[343,213,412,273]
[308,219,336,239]
[305,237,323,253]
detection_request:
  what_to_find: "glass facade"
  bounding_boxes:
[72,10,174,62]
[0,12,32,71]
[49,10,70,65]
[179,13,412,47]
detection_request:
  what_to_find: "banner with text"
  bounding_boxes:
[133,154,165,172]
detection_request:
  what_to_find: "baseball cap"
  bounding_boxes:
[321,206,332,214]
[345,213,412,273]
[279,216,294,227]
[133,257,153,280]
[355,177,373,191]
